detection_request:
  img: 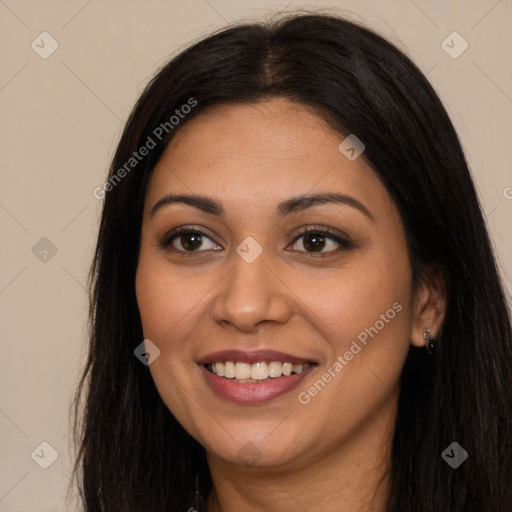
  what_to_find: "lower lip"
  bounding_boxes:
[199,364,315,404]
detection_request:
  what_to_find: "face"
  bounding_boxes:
[136,98,418,471]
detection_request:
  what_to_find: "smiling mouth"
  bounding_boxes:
[205,361,313,383]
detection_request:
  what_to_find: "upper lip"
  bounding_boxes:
[197,349,316,365]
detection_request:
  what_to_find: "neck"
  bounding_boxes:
[205,398,396,512]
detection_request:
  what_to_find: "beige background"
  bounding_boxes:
[1,0,511,509]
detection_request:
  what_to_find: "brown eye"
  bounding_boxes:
[302,233,327,252]
[290,228,353,255]
[159,228,221,253]
[177,232,204,251]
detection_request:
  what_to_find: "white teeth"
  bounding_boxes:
[267,361,282,377]
[235,362,251,380]
[292,364,304,374]
[224,361,236,379]
[251,362,269,380]
[215,362,225,377]
[209,361,311,380]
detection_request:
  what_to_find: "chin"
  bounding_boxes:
[201,428,313,469]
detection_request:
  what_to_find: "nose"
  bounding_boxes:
[211,248,294,333]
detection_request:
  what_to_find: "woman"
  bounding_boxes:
[71,13,512,512]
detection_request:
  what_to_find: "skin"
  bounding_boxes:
[135,98,446,512]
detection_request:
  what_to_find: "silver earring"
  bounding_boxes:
[193,472,206,511]
[424,328,435,355]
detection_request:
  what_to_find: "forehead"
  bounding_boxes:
[145,98,388,218]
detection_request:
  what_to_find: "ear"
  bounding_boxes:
[411,268,447,348]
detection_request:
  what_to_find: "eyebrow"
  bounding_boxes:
[150,192,374,220]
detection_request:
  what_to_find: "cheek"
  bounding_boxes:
[135,254,208,419]
[296,250,412,350]
[135,264,173,340]
[306,244,413,405]
[292,247,414,419]
[135,251,210,342]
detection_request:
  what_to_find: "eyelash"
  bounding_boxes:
[158,225,354,258]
